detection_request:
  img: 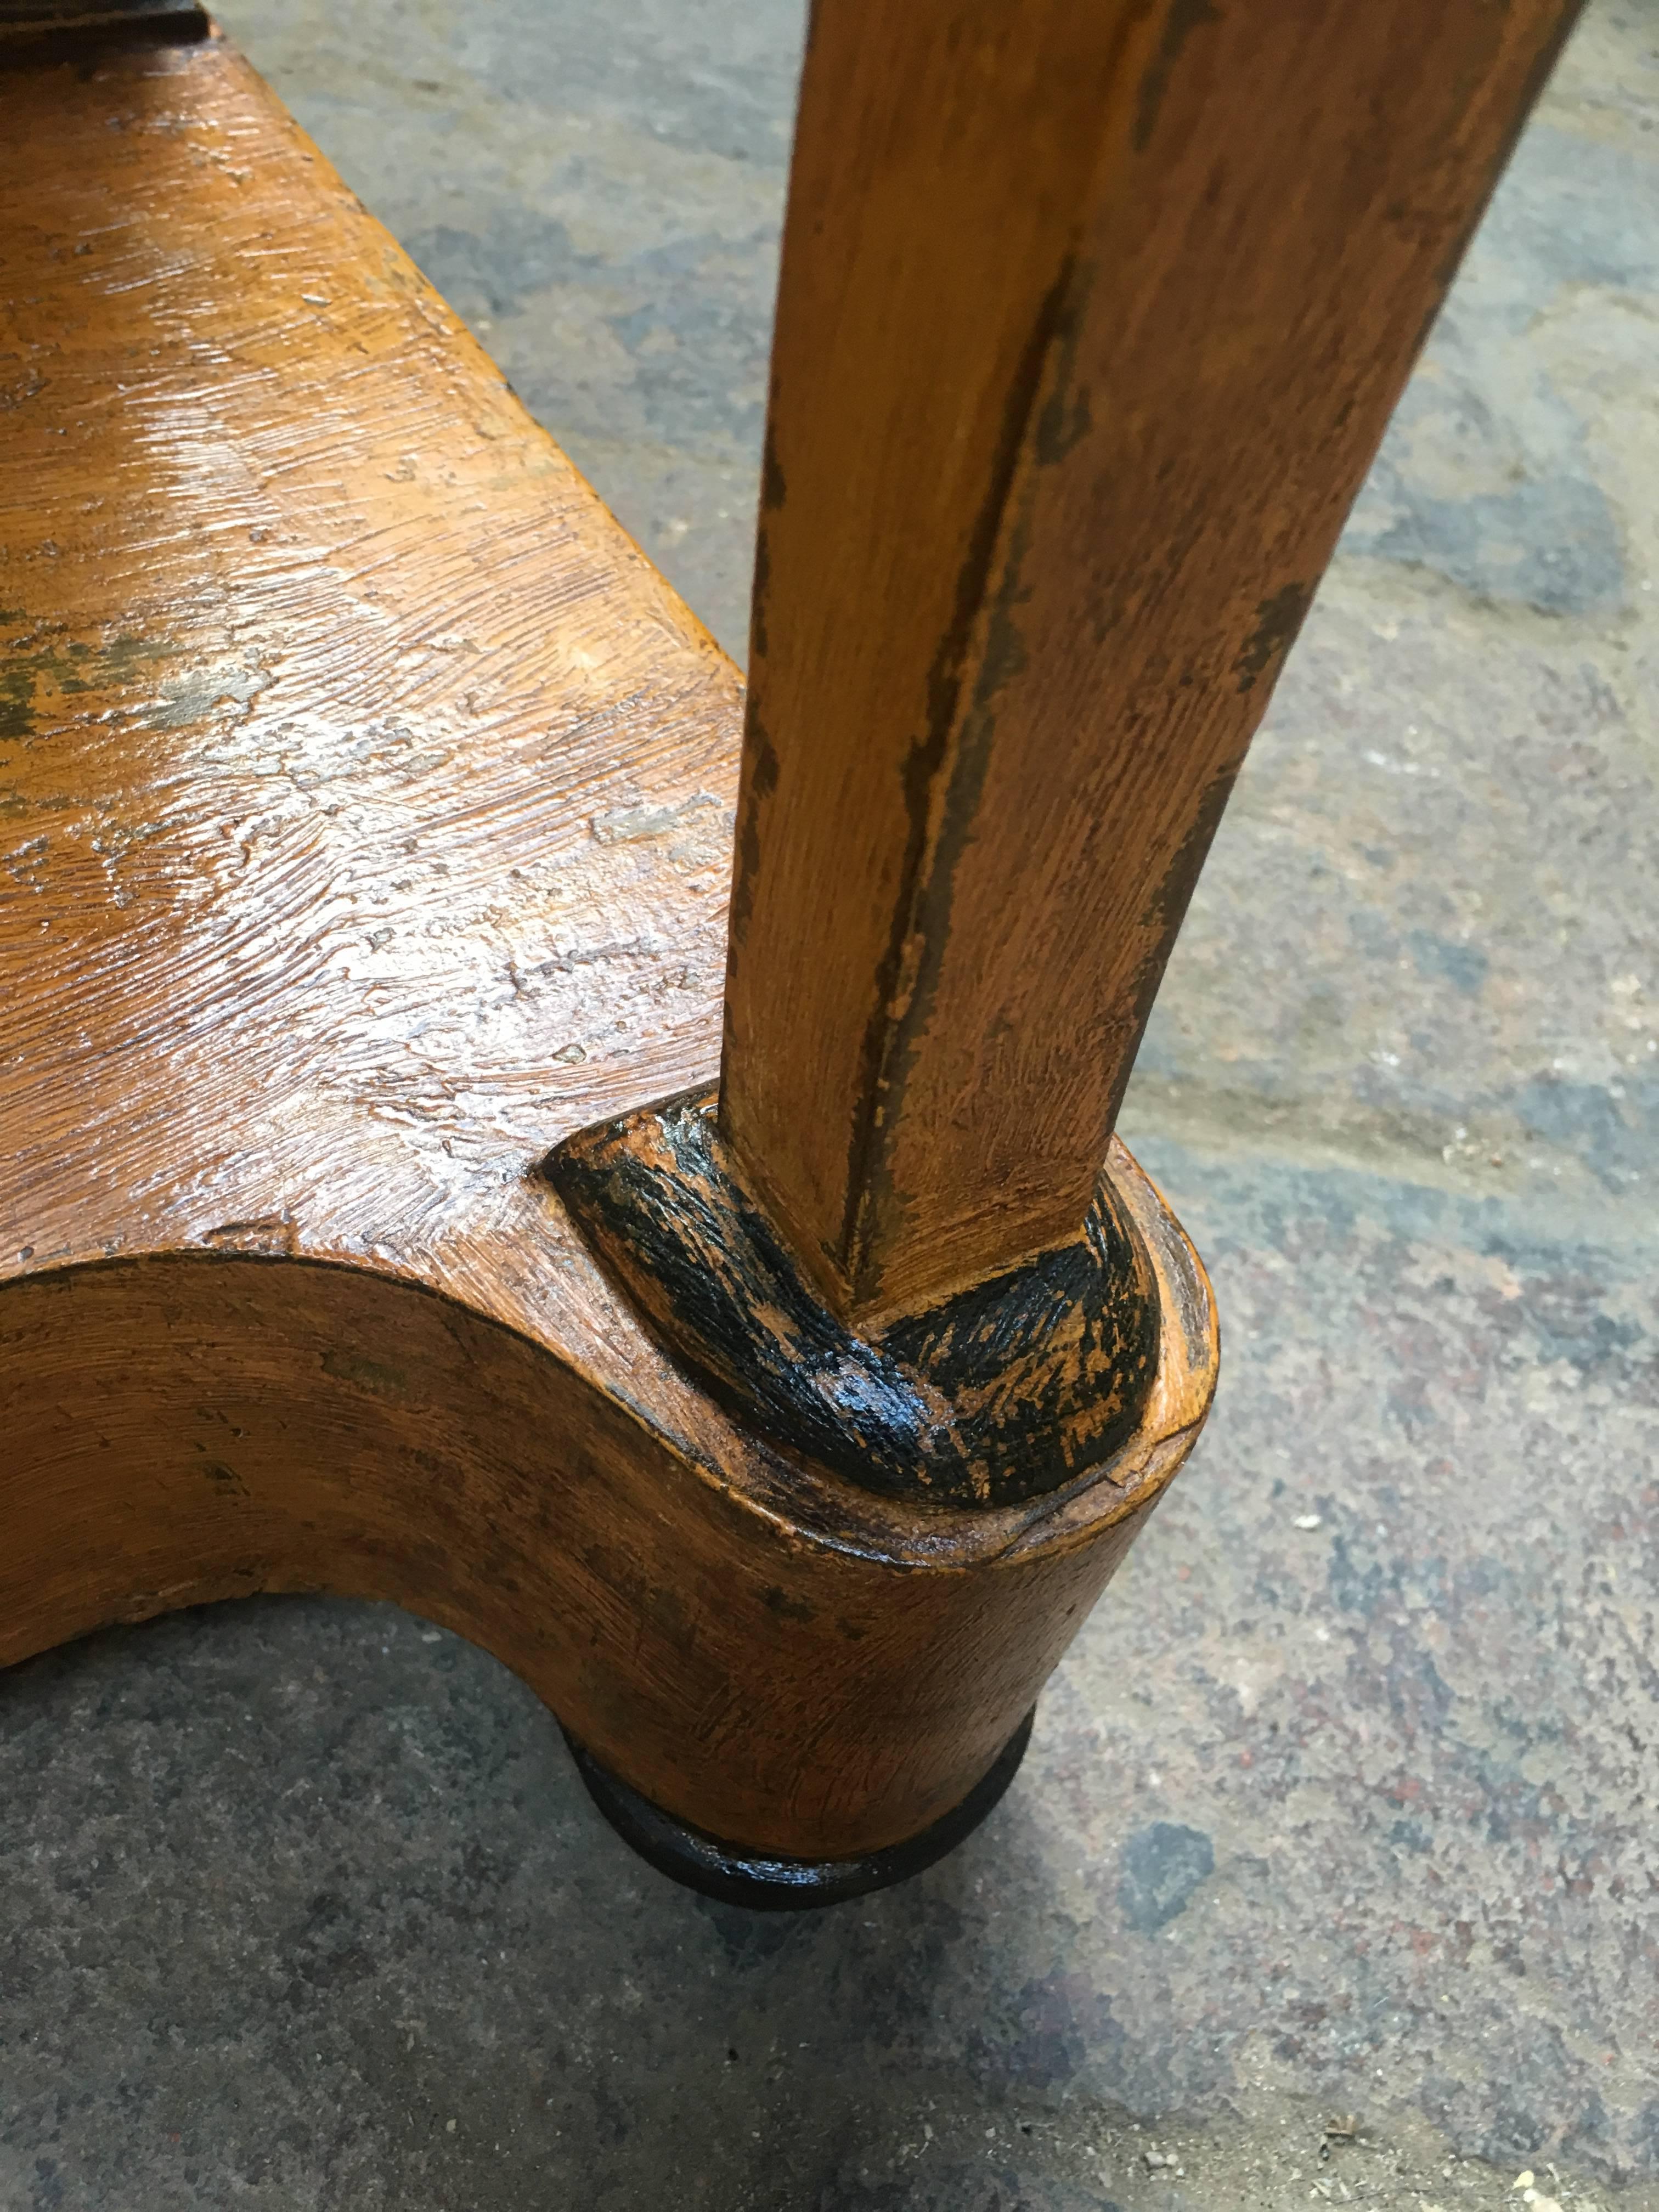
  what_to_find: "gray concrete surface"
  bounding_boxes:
[3,3,1657,2207]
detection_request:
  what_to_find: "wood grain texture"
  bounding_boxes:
[722,0,1583,1330]
[0,31,1216,1859]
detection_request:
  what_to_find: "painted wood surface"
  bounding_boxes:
[722,0,1583,1331]
[552,1088,1163,1510]
[0,29,1216,1859]
[0,0,200,34]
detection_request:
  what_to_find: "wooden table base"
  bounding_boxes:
[0,24,1216,1889]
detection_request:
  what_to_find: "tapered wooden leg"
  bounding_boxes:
[719,0,1582,1330]
[0,1,1577,1901]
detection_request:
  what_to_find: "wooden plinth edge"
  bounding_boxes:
[0,27,1217,1861]
[1,1134,1216,1861]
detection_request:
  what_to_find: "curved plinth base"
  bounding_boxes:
[567,1709,1035,1910]
[0,30,1219,1872]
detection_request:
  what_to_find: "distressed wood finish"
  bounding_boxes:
[551,1089,1164,1510]
[0,29,1216,1861]
[723,0,1582,1330]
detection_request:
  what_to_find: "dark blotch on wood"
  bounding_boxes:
[546,1087,1160,1510]
[1132,0,1221,154]
[1232,579,1311,695]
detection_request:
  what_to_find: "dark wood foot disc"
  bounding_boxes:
[565,1709,1036,1911]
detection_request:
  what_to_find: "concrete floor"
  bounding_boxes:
[3,3,1658,2208]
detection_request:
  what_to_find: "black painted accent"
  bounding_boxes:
[546,1086,1159,1509]
[0,1,206,64]
[0,0,202,27]
[566,1710,1035,1910]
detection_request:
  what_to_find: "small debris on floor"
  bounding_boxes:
[1294,1513,1324,1530]
[1319,2114,1359,2162]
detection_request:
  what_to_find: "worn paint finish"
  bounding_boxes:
[0,0,199,26]
[0,0,1652,2202]
[552,1086,1173,1509]
[0,29,1215,1859]
[721,0,1584,1330]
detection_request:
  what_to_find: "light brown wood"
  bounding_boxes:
[0,28,1215,1860]
[723,0,1581,1330]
